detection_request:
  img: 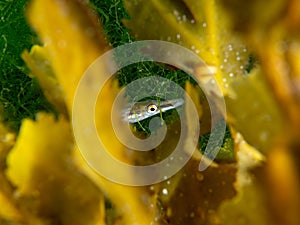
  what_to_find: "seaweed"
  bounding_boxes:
[0,0,56,130]
[199,125,235,162]
[90,0,196,134]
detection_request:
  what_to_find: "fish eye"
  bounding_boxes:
[147,104,158,113]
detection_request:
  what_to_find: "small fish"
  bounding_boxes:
[123,98,184,123]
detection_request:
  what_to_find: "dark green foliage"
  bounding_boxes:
[0,0,235,160]
[0,0,56,130]
[245,54,256,74]
[199,125,235,161]
[90,0,195,90]
[89,0,133,46]
[90,0,197,135]
[104,198,119,225]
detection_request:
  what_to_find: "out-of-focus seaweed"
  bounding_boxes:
[1,0,300,225]
[6,114,104,225]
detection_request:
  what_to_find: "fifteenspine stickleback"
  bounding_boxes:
[123,98,184,123]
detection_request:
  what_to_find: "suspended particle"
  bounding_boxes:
[162,188,169,195]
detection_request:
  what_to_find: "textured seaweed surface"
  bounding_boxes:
[0,0,56,130]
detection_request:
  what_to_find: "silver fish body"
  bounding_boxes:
[123,98,184,123]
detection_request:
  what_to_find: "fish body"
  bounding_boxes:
[123,98,184,123]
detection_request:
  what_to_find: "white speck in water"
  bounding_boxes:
[191,45,195,50]
[236,56,241,61]
[236,51,240,56]
[243,47,247,52]
[182,14,187,22]
[240,65,244,70]
[224,58,228,63]
[176,34,181,39]
[167,180,171,185]
[195,49,200,54]
[202,22,207,27]
[225,83,229,88]
[149,186,155,191]
[163,176,168,180]
[196,173,204,181]
[223,78,227,83]
[173,10,179,16]
[228,44,233,51]
[211,79,216,84]
[162,188,169,195]
[229,72,234,77]
[220,64,224,70]
[191,19,195,24]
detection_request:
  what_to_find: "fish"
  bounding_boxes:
[123,98,184,123]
